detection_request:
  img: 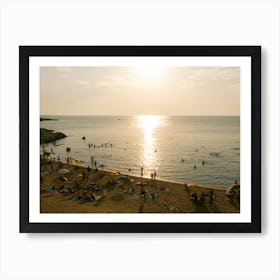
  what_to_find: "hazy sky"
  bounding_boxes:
[40,66,240,116]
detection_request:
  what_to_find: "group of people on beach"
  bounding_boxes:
[150,170,157,180]
[188,188,215,204]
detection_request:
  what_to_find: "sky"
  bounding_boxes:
[40,66,240,116]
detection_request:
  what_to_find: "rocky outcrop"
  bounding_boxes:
[40,128,66,144]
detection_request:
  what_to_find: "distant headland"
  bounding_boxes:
[40,117,58,122]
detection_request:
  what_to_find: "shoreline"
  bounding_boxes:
[102,167,228,191]
[45,157,229,190]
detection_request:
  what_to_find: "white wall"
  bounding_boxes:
[0,1,279,279]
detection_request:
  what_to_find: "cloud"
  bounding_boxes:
[55,67,75,78]
[72,80,90,87]
[94,75,137,89]
[55,67,75,73]
[180,67,240,89]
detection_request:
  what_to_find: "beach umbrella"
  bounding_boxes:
[116,183,125,188]
[58,168,69,174]
[116,175,130,183]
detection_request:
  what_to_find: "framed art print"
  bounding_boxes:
[19,46,261,233]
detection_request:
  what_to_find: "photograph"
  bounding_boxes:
[39,65,240,214]
[20,46,260,232]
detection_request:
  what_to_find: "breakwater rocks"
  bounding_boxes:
[40,128,66,144]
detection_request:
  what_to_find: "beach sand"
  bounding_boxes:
[40,159,240,213]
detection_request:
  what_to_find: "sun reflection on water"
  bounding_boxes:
[137,115,165,174]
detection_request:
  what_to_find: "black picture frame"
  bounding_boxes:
[20,46,261,233]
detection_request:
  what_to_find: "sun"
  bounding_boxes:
[137,66,163,82]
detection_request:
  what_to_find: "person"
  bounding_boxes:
[233,180,240,188]
[202,160,205,166]
[75,180,80,191]
[141,166,144,178]
[87,166,91,172]
[154,171,157,180]
[57,155,60,161]
[151,173,154,180]
[190,192,198,202]
[140,190,146,197]
[199,192,206,202]
[209,188,214,205]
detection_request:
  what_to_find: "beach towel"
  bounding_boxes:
[150,193,158,200]
[68,195,78,201]
[169,204,179,211]
[57,168,69,174]
[43,186,56,192]
[58,176,68,182]
[159,186,169,192]
[71,158,83,164]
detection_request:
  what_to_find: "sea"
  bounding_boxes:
[40,115,240,188]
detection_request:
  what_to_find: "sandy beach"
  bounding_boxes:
[40,159,240,213]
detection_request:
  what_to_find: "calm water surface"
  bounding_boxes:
[40,115,240,187]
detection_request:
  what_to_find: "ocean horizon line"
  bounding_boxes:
[40,114,240,117]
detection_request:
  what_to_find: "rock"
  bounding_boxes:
[40,128,66,144]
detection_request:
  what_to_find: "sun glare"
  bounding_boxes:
[137,66,163,82]
[137,115,165,172]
